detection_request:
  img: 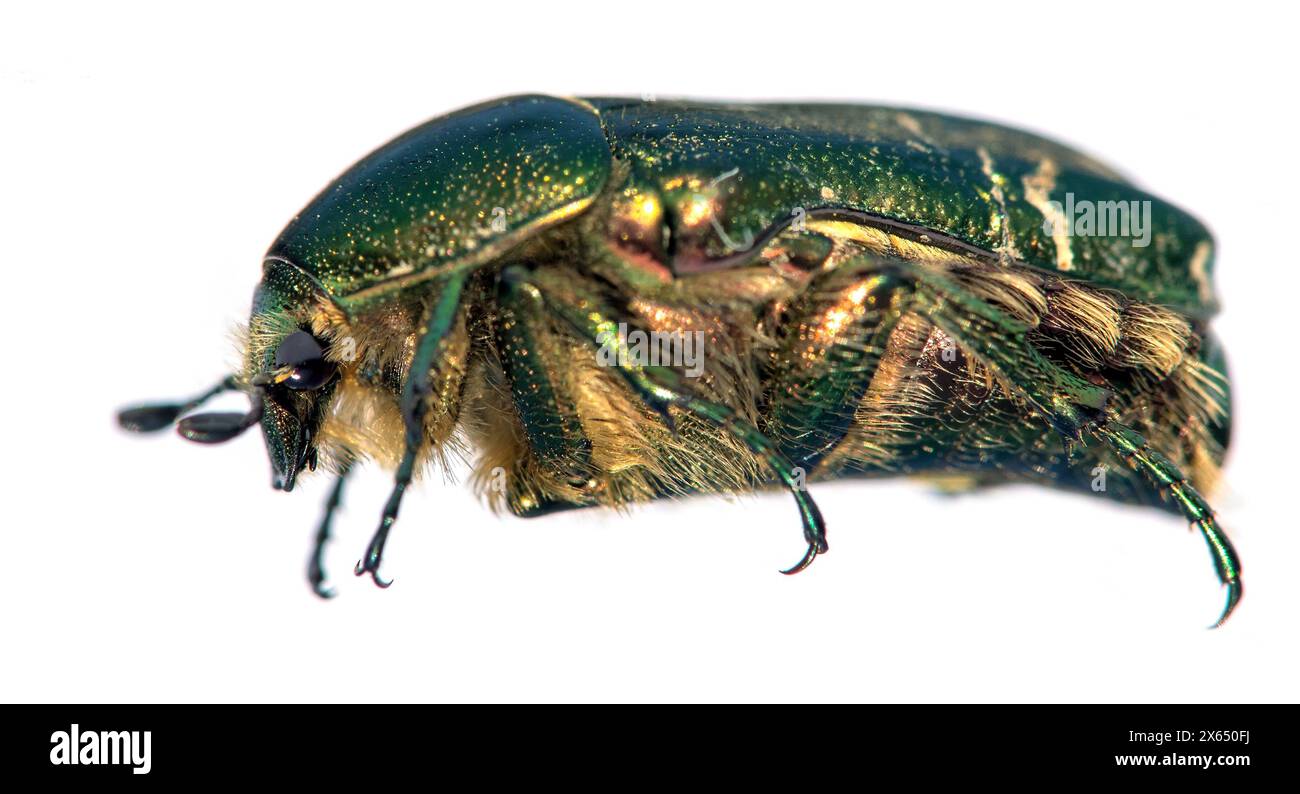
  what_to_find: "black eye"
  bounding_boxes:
[274,330,337,391]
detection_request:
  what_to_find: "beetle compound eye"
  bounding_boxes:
[274,330,326,367]
[283,358,336,390]
[273,330,337,391]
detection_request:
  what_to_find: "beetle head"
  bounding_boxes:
[253,330,337,491]
[116,258,349,492]
[240,259,350,491]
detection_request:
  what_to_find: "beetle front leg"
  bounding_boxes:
[308,464,351,598]
[354,273,468,587]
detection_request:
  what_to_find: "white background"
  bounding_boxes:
[3,1,1296,703]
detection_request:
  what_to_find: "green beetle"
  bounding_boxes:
[118,95,1240,624]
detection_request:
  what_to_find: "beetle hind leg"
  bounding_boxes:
[889,254,1242,625]
[1094,421,1242,627]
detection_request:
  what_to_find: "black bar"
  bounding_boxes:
[4,705,1282,783]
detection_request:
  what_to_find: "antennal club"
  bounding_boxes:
[176,388,266,444]
[117,376,238,433]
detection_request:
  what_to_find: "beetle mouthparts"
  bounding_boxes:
[260,393,311,493]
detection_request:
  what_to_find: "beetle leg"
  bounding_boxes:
[636,374,828,574]
[507,266,827,574]
[354,273,468,588]
[902,264,1110,441]
[1094,422,1242,627]
[495,270,595,505]
[762,270,912,472]
[308,464,352,599]
[656,386,827,574]
[880,256,1242,626]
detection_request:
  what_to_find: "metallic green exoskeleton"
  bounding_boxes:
[118,95,1240,625]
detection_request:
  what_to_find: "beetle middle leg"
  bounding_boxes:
[508,265,828,574]
[354,273,468,587]
[762,270,912,472]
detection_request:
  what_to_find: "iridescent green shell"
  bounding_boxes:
[268,96,1216,319]
[267,95,611,309]
[587,98,1217,317]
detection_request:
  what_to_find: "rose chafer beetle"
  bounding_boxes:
[119,95,1241,625]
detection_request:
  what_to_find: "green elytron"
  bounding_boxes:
[118,95,1240,625]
